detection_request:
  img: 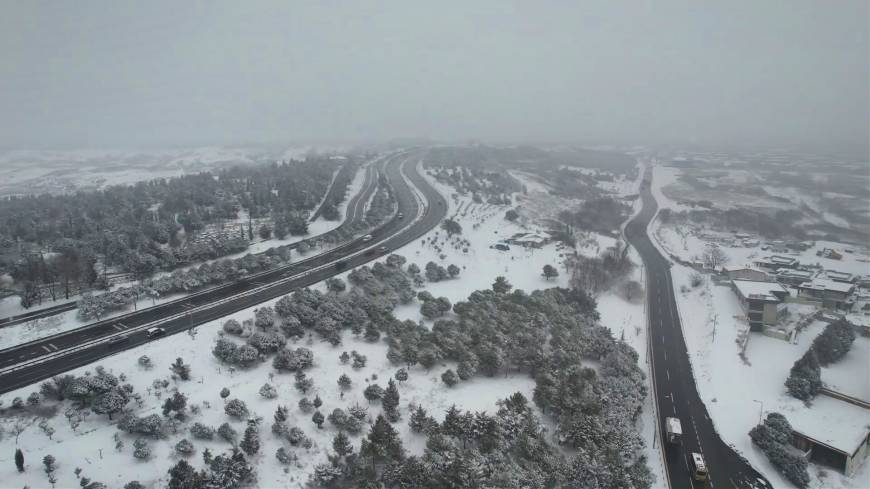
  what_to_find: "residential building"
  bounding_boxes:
[504,232,549,249]
[720,266,769,282]
[777,268,816,286]
[824,270,855,283]
[753,255,799,271]
[796,279,856,310]
[731,279,790,331]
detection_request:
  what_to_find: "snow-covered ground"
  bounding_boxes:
[0,165,368,351]
[0,156,663,488]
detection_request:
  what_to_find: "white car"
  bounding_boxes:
[146,327,165,339]
[361,234,373,242]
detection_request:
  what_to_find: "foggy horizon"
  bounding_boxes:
[1,1,868,155]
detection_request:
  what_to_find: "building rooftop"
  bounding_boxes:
[778,269,814,278]
[798,279,856,294]
[732,279,789,302]
[824,270,854,282]
[788,395,870,455]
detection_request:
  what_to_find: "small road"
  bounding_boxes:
[625,167,772,489]
[0,150,447,395]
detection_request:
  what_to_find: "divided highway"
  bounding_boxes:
[625,168,771,489]
[0,150,447,395]
[0,157,377,330]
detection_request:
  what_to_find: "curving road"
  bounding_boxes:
[625,166,771,489]
[0,150,447,395]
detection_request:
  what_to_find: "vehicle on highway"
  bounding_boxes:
[666,417,682,444]
[335,260,348,270]
[107,335,129,345]
[691,452,708,481]
[397,213,404,219]
[146,327,166,339]
[361,234,373,242]
[378,246,388,254]
[364,249,376,256]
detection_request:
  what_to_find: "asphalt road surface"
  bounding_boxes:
[0,150,447,395]
[625,168,772,489]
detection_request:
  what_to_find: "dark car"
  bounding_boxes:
[146,327,165,339]
[335,260,348,270]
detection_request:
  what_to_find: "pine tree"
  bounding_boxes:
[312,410,325,429]
[170,357,191,381]
[313,395,323,409]
[337,373,352,390]
[383,378,401,422]
[441,369,459,387]
[240,420,260,456]
[15,448,24,472]
[333,431,354,457]
[395,368,409,382]
[361,414,406,468]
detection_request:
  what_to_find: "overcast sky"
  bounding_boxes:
[1,1,867,153]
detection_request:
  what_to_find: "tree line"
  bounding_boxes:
[2,157,353,307]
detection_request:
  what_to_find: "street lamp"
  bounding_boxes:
[752,399,763,426]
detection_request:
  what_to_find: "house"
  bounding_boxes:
[824,270,855,284]
[776,268,816,286]
[720,266,769,282]
[788,395,870,476]
[796,279,856,310]
[731,279,790,331]
[753,255,799,271]
[504,232,549,249]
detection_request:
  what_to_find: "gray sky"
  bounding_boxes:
[1,1,867,153]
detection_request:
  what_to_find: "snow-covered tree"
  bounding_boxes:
[240,420,260,456]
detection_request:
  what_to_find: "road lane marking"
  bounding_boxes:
[41,345,51,353]
[117,322,127,330]
[666,369,670,381]
[112,324,123,331]
[48,343,58,351]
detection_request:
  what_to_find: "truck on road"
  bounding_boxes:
[665,417,682,445]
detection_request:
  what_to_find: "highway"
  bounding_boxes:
[0,150,447,395]
[625,167,771,489]
[0,156,374,330]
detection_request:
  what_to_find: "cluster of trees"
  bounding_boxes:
[428,164,521,203]
[423,261,460,282]
[2,158,346,304]
[786,320,856,401]
[749,413,810,488]
[374,278,650,486]
[165,448,255,489]
[38,366,138,421]
[77,245,296,320]
[568,242,634,295]
[559,196,631,237]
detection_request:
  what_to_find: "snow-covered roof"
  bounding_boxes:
[798,279,855,294]
[778,269,813,277]
[732,280,789,302]
[788,395,870,454]
[824,270,854,281]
